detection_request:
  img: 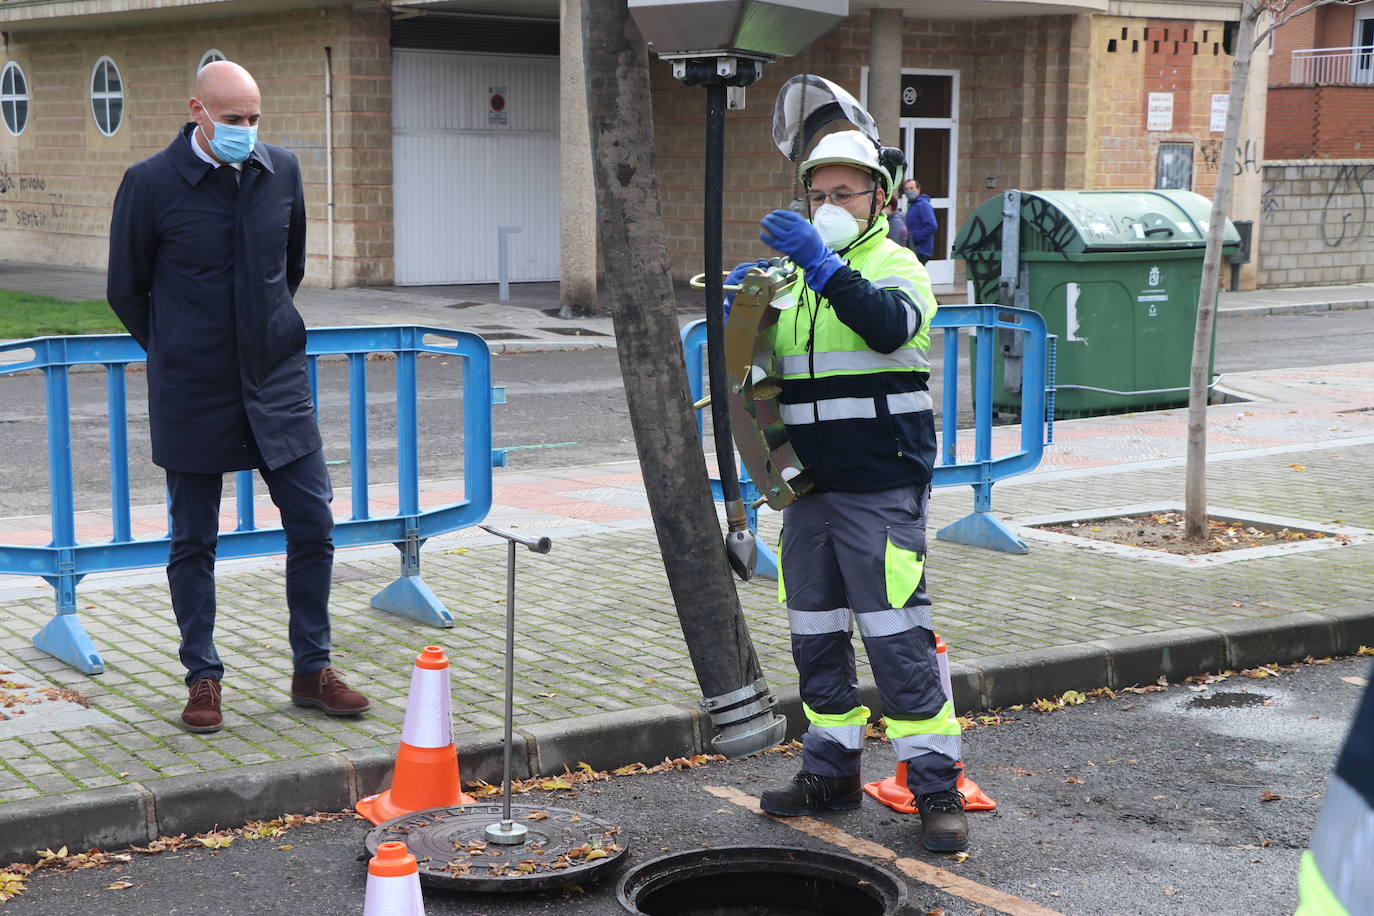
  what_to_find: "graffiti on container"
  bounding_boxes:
[18,176,45,192]
[1200,138,1261,176]
[1024,196,1079,251]
[15,208,48,228]
[0,165,12,195]
[1319,164,1373,249]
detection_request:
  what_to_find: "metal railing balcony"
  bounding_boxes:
[1291,45,1374,84]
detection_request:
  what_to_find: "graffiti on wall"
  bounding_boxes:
[1319,164,1373,249]
[1199,138,1262,177]
[0,162,67,230]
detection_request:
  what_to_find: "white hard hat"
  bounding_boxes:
[801,130,904,202]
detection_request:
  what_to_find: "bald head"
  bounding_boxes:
[195,60,258,104]
[190,60,261,163]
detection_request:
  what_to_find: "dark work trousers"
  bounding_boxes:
[165,448,335,685]
[781,485,960,796]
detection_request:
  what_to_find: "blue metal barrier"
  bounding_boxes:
[0,326,499,674]
[681,304,1055,571]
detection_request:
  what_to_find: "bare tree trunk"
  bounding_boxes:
[1185,2,1260,540]
[581,0,766,701]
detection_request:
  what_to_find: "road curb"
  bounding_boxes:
[1220,299,1374,317]
[2,606,1371,865]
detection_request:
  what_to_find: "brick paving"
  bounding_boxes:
[0,429,1369,803]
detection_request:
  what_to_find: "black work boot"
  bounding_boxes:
[760,771,863,817]
[915,787,969,852]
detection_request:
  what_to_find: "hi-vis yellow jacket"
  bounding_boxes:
[771,220,937,492]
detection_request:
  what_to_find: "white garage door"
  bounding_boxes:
[392,50,559,285]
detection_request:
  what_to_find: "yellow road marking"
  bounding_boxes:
[704,785,1068,916]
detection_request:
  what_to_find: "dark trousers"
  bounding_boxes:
[166,449,335,686]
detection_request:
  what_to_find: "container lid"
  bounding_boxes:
[954,189,1241,257]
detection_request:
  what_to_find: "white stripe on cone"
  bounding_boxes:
[935,639,954,702]
[362,871,425,916]
[400,664,453,749]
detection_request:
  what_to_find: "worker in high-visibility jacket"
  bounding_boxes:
[728,129,966,852]
[1297,669,1373,915]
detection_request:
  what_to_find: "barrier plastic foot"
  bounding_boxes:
[371,575,455,628]
[937,511,1028,554]
[33,614,104,674]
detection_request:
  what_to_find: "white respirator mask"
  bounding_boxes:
[810,203,862,250]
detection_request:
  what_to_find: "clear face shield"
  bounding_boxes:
[771,75,881,163]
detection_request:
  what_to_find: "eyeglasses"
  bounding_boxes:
[805,188,877,206]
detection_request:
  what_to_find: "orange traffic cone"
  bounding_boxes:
[864,633,996,814]
[357,646,475,825]
[363,841,426,916]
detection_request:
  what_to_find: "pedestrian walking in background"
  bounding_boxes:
[884,195,909,247]
[106,60,370,734]
[903,178,938,265]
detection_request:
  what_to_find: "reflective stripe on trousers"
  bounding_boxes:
[790,607,958,787]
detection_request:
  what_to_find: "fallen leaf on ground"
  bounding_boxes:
[1341,676,1368,687]
[1259,791,1282,802]
[0,872,27,902]
[105,880,133,890]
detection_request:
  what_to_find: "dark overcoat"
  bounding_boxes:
[107,123,319,474]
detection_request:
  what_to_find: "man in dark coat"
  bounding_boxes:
[107,60,369,733]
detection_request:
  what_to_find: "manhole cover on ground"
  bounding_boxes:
[365,804,627,893]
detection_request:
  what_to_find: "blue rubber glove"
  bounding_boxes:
[760,209,843,293]
[723,259,770,318]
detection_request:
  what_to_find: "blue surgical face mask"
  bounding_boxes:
[198,102,258,163]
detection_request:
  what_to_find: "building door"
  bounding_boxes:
[392,50,559,285]
[898,70,960,287]
[1356,6,1374,84]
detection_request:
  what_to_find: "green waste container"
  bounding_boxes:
[953,189,1239,418]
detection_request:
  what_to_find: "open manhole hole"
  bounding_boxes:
[616,846,907,915]
[1186,691,1272,710]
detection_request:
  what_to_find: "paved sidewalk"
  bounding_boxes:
[0,343,1371,862]
[2,258,1374,860]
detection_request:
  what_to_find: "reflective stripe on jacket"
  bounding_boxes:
[772,221,936,492]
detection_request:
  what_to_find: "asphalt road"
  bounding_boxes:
[0,308,1370,519]
[4,655,1367,915]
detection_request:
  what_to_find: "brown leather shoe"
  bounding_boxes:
[291,666,371,716]
[181,678,223,733]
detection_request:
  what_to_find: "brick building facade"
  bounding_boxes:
[0,0,1265,291]
[0,4,391,288]
[1259,0,1373,286]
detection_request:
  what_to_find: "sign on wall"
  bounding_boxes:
[1209,94,1229,133]
[1147,92,1174,131]
[489,86,508,126]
